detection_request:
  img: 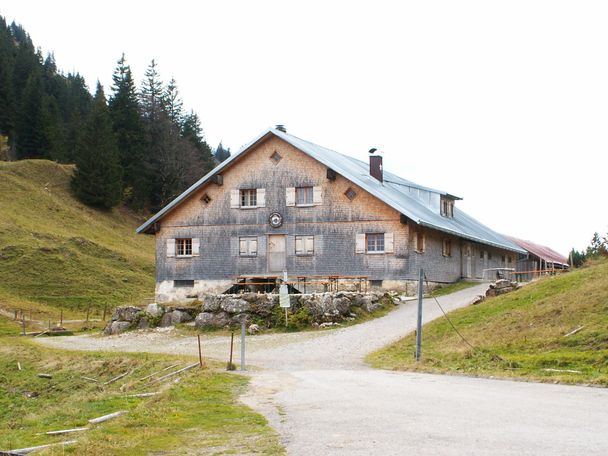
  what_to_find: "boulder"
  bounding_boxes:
[202,295,221,312]
[333,296,352,315]
[171,310,193,325]
[138,318,150,329]
[194,311,230,329]
[220,298,250,314]
[108,321,131,335]
[248,323,260,334]
[112,306,142,322]
[250,294,277,316]
[146,303,163,317]
[160,312,174,327]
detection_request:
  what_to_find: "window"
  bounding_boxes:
[176,238,192,256]
[296,186,313,206]
[174,280,194,288]
[440,197,454,218]
[239,237,258,256]
[480,251,485,260]
[501,254,506,263]
[370,280,383,287]
[366,233,385,253]
[442,239,452,257]
[488,252,493,260]
[416,232,425,253]
[240,189,257,207]
[295,235,314,255]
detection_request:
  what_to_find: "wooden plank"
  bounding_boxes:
[564,325,584,337]
[123,392,159,398]
[138,363,180,381]
[103,371,129,385]
[88,410,128,424]
[45,427,89,436]
[153,363,199,383]
[6,440,77,454]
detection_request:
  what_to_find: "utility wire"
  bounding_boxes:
[424,274,504,362]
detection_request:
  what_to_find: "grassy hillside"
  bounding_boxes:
[0,332,283,454]
[0,160,155,320]
[368,259,608,385]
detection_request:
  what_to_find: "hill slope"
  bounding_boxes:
[0,160,155,318]
[368,259,608,385]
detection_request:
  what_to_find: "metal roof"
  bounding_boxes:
[504,236,569,265]
[136,127,525,253]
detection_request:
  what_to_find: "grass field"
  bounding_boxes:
[0,160,155,321]
[0,321,283,455]
[367,259,608,386]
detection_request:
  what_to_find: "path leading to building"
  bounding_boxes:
[36,284,608,455]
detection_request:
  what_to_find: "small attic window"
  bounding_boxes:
[440,197,454,218]
[200,193,211,204]
[270,151,282,164]
[344,187,357,201]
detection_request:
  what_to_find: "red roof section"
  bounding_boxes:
[504,236,569,266]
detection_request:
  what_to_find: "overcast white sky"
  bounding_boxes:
[2,1,607,255]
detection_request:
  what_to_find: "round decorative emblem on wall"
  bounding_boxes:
[268,212,283,228]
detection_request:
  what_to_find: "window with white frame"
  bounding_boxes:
[240,189,257,207]
[296,186,314,206]
[239,236,258,256]
[176,238,192,256]
[366,233,385,253]
[295,235,314,255]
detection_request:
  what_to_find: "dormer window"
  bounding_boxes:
[440,197,454,218]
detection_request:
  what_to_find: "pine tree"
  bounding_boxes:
[109,54,146,206]
[182,110,215,171]
[214,142,231,162]
[140,60,164,121]
[71,83,122,208]
[16,71,49,158]
[164,78,184,126]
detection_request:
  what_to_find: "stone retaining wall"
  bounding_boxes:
[103,291,397,335]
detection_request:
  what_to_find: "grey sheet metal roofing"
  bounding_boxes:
[136,127,525,254]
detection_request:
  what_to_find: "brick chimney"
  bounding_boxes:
[369,154,383,183]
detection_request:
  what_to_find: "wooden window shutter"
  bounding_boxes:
[257,188,266,207]
[230,189,240,208]
[295,236,303,254]
[166,239,175,257]
[305,236,314,254]
[313,186,322,205]
[286,187,296,206]
[384,233,394,253]
[192,238,200,256]
[355,233,366,253]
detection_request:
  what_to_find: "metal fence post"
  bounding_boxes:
[240,321,246,371]
[415,268,423,361]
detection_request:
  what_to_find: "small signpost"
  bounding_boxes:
[279,271,290,327]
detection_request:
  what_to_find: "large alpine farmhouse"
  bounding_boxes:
[137,126,524,302]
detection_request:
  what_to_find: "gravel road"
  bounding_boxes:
[36,284,608,455]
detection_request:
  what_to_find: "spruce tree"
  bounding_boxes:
[164,78,184,126]
[16,71,49,158]
[182,111,215,170]
[214,142,231,162]
[109,54,146,206]
[71,83,122,209]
